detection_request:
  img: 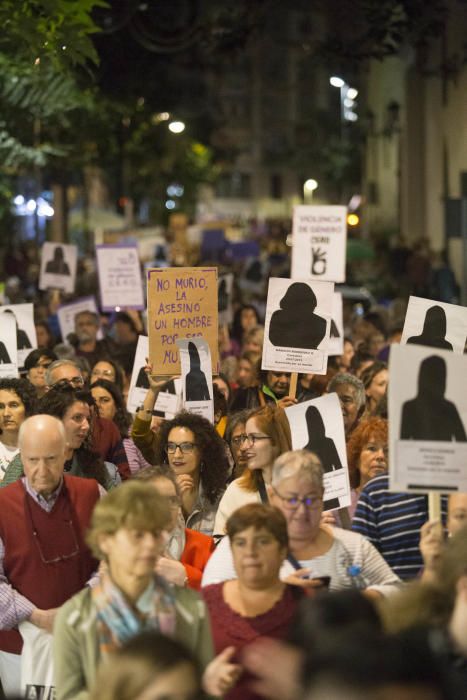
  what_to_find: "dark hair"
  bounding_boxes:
[35,386,109,488]
[350,350,374,374]
[347,417,388,488]
[226,503,288,550]
[360,361,388,391]
[231,304,260,343]
[90,379,131,439]
[212,383,228,423]
[89,631,201,700]
[90,359,125,392]
[0,378,37,432]
[114,311,139,335]
[213,372,232,404]
[155,411,230,504]
[34,320,55,348]
[224,409,253,445]
[24,348,58,371]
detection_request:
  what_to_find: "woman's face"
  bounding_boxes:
[100,527,165,582]
[237,359,255,388]
[151,476,180,531]
[134,662,200,700]
[62,401,91,449]
[242,417,279,473]
[91,386,117,421]
[166,427,201,477]
[27,355,53,390]
[241,308,257,332]
[341,340,354,369]
[358,436,388,487]
[270,474,323,544]
[35,324,50,349]
[91,361,116,384]
[213,377,229,402]
[231,525,286,588]
[366,369,388,407]
[0,390,26,434]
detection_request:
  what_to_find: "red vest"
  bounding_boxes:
[0,475,99,653]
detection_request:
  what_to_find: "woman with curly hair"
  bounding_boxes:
[91,378,151,475]
[346,416,388,518]
[0,378,37,480]
[360,361,388,416]
[1,385,120,491]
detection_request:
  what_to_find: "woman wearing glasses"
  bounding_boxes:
[213,405,292,537]
[203,450,400,597]
[90,359,126,394]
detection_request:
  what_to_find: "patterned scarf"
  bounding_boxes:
[92,572,176,656]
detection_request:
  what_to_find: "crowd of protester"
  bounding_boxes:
[0,239,466,700]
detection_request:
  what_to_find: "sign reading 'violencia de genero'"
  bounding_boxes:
[147,267,219,375]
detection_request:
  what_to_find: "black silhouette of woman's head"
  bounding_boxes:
[281,283,317,312]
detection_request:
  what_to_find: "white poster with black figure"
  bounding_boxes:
[328,292,344,356]
[285,393,351,509]
[389,343,467,494]
[400,296,467,354]
[262,278,334,375]
[57,297,103,344]
[218,273,234,326]
[96,244,144,311]
[127,334,181,417]
[0,312,18,378]
[39,242,77,294]
[177,337,214,423]
[0,304,36,368]
[291,205,347,283]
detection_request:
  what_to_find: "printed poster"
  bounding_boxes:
[400,296,467,354]
[291,205,347,283]
[0,304,36,368]
[177,337,214,423]
[57,297,103,343]
[0,313,18,378]
[96,244,144,311]
[39,242,77,294]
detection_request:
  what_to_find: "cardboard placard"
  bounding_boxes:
[0,304,36,368]
[0,313,18,378]
[328,292,344,356]
[400,296,467,354]
[57,297,103,343]
[96,244,144,311]
[177,337,214,423]
[39,242,77,294]
[285,393,351,509]
[291,205,347,283]
[389,343,467,493]
[262,278,334,375]
[147,267,218,375]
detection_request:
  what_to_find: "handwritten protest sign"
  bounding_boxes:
[0,304,36,368]
[0,313,18,378]
[291,205,347,283]
[96,244,144,311]
[389,343,467,493]
[39,242,77,294]
[400,296,467,354]
[147,267,218,375]
[262,278,334,375]
[285,393,351,509]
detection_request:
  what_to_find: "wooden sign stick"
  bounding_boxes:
[428,492,441,521]
[289,372,298,399]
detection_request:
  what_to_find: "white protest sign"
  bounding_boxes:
[262,278,334,375]
[57,297,103,343]
[400,296,467,354]
[218,273,234,326]
[389,343,467,493]
[291,205,347,283]
[285,393,351,509]
[0,313,18,378]
[127,334,182,417]
[177,337,214,423]
[328,292,344,356]
[0,304,36,368]
[96,244,144,311]
[39,242,77,294]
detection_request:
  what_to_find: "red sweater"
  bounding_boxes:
[181,529,215,590]
[0,475,99,653]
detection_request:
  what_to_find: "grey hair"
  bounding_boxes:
[45,359,82,387]
[18,414,66,449]
[327,373,366,410]
[134,465,181,498]
[272,450,323,491]
[74,310,99,326]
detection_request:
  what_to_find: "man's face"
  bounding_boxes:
[266,371,290,398]
[22,430,66,497]
[75,313,98,343]
[333,383,361,434]
[48,364,84,389]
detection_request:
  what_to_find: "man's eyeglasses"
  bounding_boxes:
[231,434,272,447]
[272,487,322,511]
[166,442,197,454]
[51,376,85,390]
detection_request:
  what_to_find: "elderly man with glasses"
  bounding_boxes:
[202,450,401,598]
[0,415,100,696]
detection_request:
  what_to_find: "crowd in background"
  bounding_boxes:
[0,229,465,700]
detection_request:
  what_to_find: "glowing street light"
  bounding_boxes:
[330,76,345,88]
[168,121,185,134]
[303,179,318,203]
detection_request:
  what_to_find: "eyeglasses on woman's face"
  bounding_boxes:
[231,434,272,447]
[272,487,322,511]
[166,441,198,454]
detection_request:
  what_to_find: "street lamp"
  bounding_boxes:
[329,76,358,123]
[303,179,318,203]
[168,120,185,134]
